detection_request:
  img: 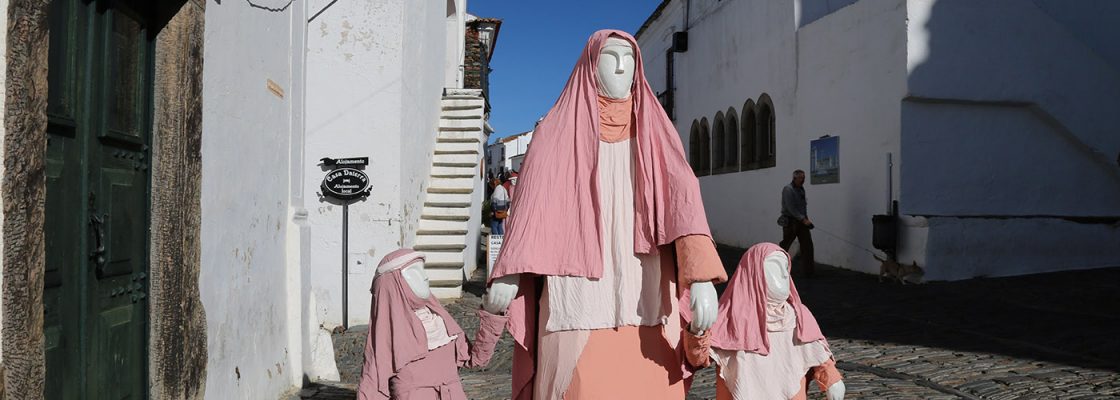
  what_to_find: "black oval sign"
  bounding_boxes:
[321,167,370,201]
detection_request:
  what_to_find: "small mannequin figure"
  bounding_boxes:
[684,243,846,400]
[357,248,509,400]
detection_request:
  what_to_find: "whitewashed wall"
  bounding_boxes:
[305,0,455,327]
[200,0,304,397]
[639,0,911,275]
[901,0,1120,280]
[501,131,532,172]
[640,0,1119,280]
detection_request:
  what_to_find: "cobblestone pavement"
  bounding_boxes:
[293,246,1120,399]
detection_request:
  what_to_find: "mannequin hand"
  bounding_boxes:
[483,274,520,314]
[827,381,846,400]
[689,281,717,335]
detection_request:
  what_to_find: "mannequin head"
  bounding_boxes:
[597,36,635,99]
[400,262,431,299]
[762,250,790,303]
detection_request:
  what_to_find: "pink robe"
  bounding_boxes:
[489,29,728,399]
[358,249,509,400]
[684,243,842,400]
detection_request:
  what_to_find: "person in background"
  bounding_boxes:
[490,178,510,235]
[779,169,815,278]
[503,171,518,201]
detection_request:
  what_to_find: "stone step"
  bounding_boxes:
[430,165,476,178]
[422,250,465,268]
[424,192,472,208]
[441,114,482,120]
[438,126,482,133]
[415,234,468,251]
[439,119,484,130]
[428,177,474,194]
[443,88,483,98]
[441,98,485,107]
[418,219,468,235]
[431,286,463,299]
[437,130,483,143]
[440,107,484,119]
[425,266,465,285]
[421,206,470,221]
[432,153,478,167]
[434,141,480,154]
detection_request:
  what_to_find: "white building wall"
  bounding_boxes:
[200,1,303,397]
[399,0,448,248]
[501,131,532,173]
[791,0,910,273]
[901,0,1120,280]
[306,0,459,327]
[639,0,910,275]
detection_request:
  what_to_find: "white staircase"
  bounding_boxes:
[417,89,487,299]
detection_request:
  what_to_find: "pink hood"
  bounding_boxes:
[708,243,827,355]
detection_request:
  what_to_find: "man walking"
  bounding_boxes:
[780,170,815,277]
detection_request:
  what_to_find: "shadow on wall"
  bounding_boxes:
[901,0,1120,280]
[714,245,1120,374]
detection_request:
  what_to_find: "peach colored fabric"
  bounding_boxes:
[598,95,634,143]
[675,235,728,288]
[791,359,844,399]
[683,329,712,368]
[545,139,667,332]
[566,326,686,399]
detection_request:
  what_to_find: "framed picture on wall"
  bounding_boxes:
[810,136,839,184]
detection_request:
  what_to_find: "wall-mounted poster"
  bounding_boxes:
[810,136,839,184]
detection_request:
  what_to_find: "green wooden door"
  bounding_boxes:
[45,0,153,398]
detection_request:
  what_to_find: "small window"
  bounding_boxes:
[725,107,739,171]
[699,118,711,176]
[758,94,776,168]
[712,111,725,172]
[741,99,756,171]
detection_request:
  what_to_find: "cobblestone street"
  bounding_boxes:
[293,246,1120,399]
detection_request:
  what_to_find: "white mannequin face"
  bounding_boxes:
[401,262,431,299]
[597,37,635,99]
[763,250,790,303]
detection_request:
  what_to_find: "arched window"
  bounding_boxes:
[725,107,739,171]
[741,99,756,171]
[699,118,710,176]
[758,94,776,168]
[689,120,701,174]
[712,112,725,172]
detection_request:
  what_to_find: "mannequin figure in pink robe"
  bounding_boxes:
[484,30,728,399]
[684,243,846,400]
[357,249,509,400]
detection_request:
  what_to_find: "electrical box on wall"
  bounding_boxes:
[672,31,688,52]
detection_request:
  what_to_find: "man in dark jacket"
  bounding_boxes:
[779,170,815,277]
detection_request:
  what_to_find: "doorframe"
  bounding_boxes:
[0,0,208,398]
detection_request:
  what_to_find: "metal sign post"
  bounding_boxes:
[320,157,371,330]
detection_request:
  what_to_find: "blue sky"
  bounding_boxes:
[468,1,664,143]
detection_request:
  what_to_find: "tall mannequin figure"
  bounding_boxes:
[358,249,508,400]
[684,243,845,400]
[485,30,727,399]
